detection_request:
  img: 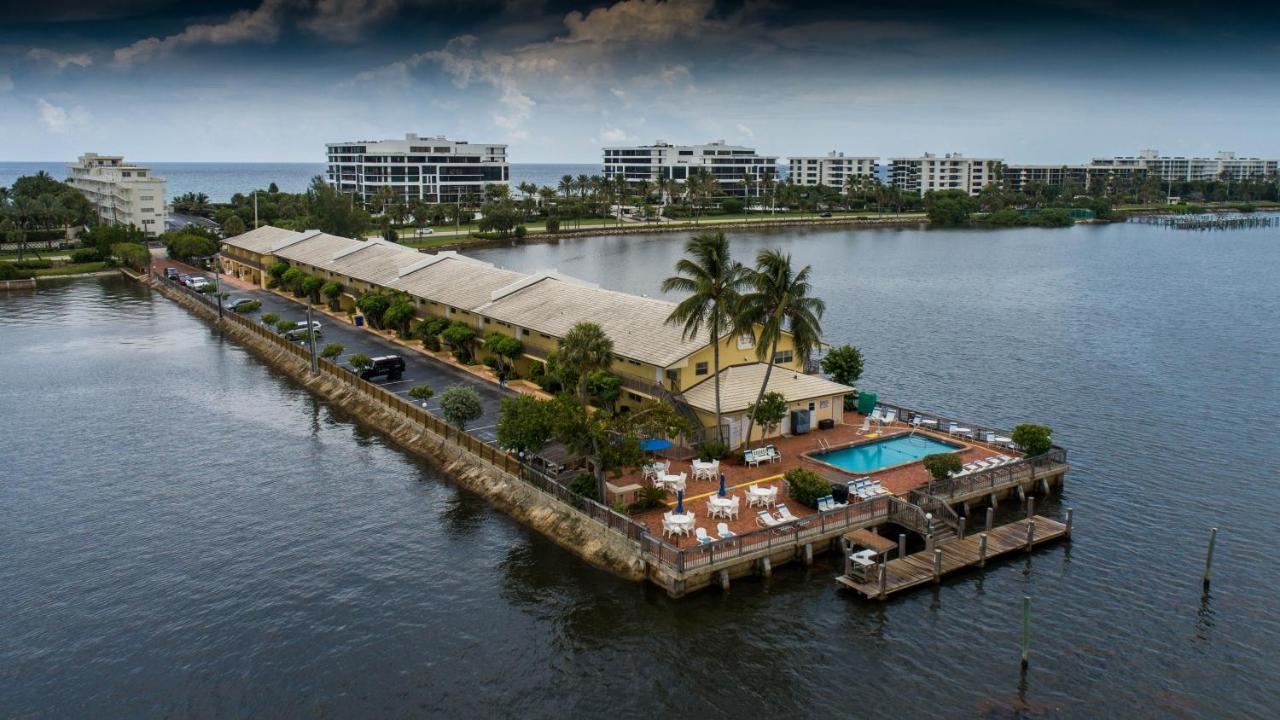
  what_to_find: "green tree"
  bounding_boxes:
[382,298,417,337]
[558,322,615,405]
[922,453,963,481]
[484,331,524,380]
[439,385,484,430]
[261,312,280,326]
[924,190,977,227]
[320,342,344,359]
[408,385,435,403]
[1011,424,1054,456]
[586,370,622,411]
[736,249,826,446]
[551,396,691,500]
[356,291,392,329]
[746,391,788,440]
[275,317,299,334]
[111,242,150,271]
[267,261,290,281]
[222,215,246,237]
[820,344,864,410]
[441,321,478,362]
[281,267,305,296]
[348,353,372,372]
[496,395,556,455]
[661,231,749,441]
[478,200,520,236]
[305,176,371,237]
[321,281,343,309]
[300,275,324,304]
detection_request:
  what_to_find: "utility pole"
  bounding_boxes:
[214,253,223,320]
[253,192,259,228]
[306,303,318,374]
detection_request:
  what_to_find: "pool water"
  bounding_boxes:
[811,434,963,474]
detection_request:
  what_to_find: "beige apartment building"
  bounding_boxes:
[67,153,166,236]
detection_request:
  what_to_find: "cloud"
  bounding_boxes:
[561,0,717,43]
[601,126,631,143]
[735,123,754,139]
[37,98,70,131]
[0,74,12,94]
[301,0,402,41]
[26,48,94,71]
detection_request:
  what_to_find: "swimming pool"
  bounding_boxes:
[810,434,964,474]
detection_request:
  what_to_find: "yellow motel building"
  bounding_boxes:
[221,225,853,448]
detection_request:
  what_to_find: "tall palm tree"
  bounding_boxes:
[736,249,826,448]
[559,321,615,405]
[558,175,574,199]
[576,174,591,199]
[662,232,748,443]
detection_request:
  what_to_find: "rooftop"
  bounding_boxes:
[679,363,855,414]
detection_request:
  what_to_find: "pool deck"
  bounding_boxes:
[626,415,1020,548]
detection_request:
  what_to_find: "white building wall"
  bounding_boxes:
[888,153,1000,196]
[67,153,167,237]
[326,133,509,205]
[602,140,778,197]
[787,152,879,187]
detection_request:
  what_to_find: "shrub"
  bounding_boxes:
[267,261,290,280]
[569,472,600,501]
[233,300,261,314]
[70,248,103,263]
[922,453,963,481]
[721,198,744,214]
[321,281,343,309]
[697,440,729,461]
[422,334,441,352]
[439,385,483,429]
[300,275,324,303]
[627,486,668,513]
[441,322,477,363]
[496,395,554,454]
[1011,424,1053,456]
[320,343,343,359]
[784,468,831,509]
[9,259,53,269]
[275,317,298,333]
[515,225,528,238]
[408,385,435,402]
[545,217,560,233]
[0,264,31,280]
[356,292,391,329]
[348,353,372,371]
[261,312,280,326]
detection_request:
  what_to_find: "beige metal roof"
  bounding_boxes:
[679,363,853,414]
[390,257,527,311]
[474,277,710,366]
[326,243,422,286]
[221,225,304,255]
[272,232,361,267]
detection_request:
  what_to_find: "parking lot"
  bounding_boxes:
[155,258,515,445]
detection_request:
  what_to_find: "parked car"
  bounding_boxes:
[227,297,257,311]
[283,320,322,340]
[164,267,179,280]
[358,355,405,381]
[188,277,212,289]
[177,273,192,285]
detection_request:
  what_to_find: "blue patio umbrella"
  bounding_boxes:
[639,438,673,453]
[675,489,684,514]
[718,473,727,497]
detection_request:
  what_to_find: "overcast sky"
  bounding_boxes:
[2,0,1278,163]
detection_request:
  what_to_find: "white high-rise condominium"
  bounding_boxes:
[66,153,167,237]
[787,152,878,188]
[326,134,509,205]
[888,153,1001,197]
[602,140,778,198]
[1090,149,1278,182]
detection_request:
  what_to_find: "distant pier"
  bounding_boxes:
[1130,213,1274,231]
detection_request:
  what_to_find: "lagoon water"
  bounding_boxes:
[4,220,1279,717]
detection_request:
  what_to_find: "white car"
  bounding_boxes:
[283,320,322,339]
[188,277,211,289]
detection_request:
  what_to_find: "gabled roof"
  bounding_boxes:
[391,256,526,311]
[271,232,363,267]
[326,243,421,286]
[221,225,305,255]
[474,276,710,367]
[679,363,853,414]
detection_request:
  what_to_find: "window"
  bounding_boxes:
[772,350,793,364]
[695,361,708,376]
[628,392,644,402]
[808,402,816,411]
[736,334,755,350]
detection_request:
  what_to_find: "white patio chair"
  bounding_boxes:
[716,522,736,539]
[695,527,714,545]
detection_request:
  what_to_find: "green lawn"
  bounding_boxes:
[31,262,110,277]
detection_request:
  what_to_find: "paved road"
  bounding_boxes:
[155,258,515,445]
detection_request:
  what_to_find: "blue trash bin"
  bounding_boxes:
[354,315,364,327]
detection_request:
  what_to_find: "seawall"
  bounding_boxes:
[142,274,648,581]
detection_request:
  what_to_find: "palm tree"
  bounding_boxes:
[662,232,748,443]
[576,174,591,199]
[558,175,574,199]
[736,249,826,448]
[559,321,615,405]
[760,171,777,216]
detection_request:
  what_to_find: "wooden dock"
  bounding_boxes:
[836,515,1068,599]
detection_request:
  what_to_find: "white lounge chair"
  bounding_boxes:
[949,422,974,438]
[695,527,714,545]
[756,510,783,528]
[776,503,800,523]
[716,522,736,539]
[858,416,872,434]
[882,409,897,425]
[818,496,833,512]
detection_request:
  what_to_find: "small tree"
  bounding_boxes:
[408,385,435,404]
[441,322,478,363]
[356,291,391,329]
[586,370,621,411]
[321,281,343,310]
[484,331,524,380]
[415,316,450,352]
[383,300,417,337]
[349,353,372,372]
[261,312,280,326]
[320,342,343,359]
[496,395,555,454]
[266,261,289,288]
[439,385,484,430]
[222,215,246,236]
[275,317,299,334]
[300,275,324,304]
[1011,424,1053,456]
[922,453,963,481]
[281,267,304,297]
[821,344,864,410]
[746,391,789,444]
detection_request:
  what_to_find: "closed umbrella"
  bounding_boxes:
[675,490,684,514]
[718,473,727,497]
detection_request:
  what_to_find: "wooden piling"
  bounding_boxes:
[898,533,907,559]
[1065,508,1073,537]
[925,533,934,554]
[985,507,994,533]
[958,516,966,539]
[978,532,988,567]
[1026,496,1035,520]
[932,549,943,583]
[1203,527,1217,588]
[803,543,813,566]
[1039,476,1051,496]
[718,569,730,591]
[1021,596,1031,668]
[878,560,888,599]
[760,556,772,578]
[1025,518,1035,551]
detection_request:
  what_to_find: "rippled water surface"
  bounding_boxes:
[4,218,1279,717]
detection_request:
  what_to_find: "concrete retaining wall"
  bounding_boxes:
[145,276,648,581]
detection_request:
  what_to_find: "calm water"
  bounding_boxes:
[0,162,600,203]
[3,218,1279,717]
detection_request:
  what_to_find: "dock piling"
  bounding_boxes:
[978,532,988,567]
[718,569,730,591]
[898,533,907,560]
[1026,496,1035,520]
[932,549,942,583]
[1065,508,1073,537]
[985,507,994,533]
[1020,596,1031,668]
[925,533,934,554]
[878,560,888,599]
[760,556,772,578]
[1203,527,1218,588]
[1025,518,1035,551]
[803,543,813,566]
[958,516,966,539]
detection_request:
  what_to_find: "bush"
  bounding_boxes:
[441,321,477,363]
[70,248,103,263]
[408,385,435,402]
[627,486,668,513]
[0,264,31,280]
[545,217,560,233]
[697,440,729,461]
[9,259,54,269]
[439,385,483,429]
[721,198,744,214]
[784,468,831,509]
[233,300,261,314]
[275,317,298,333]
[261,312,280,326]
[515,225,528,238]
[569,472,600,501]
[922,453,963,481]
[349,353,372,371]
[422,334,441,352]
[1011,424,1053,456]
[320,342,343,359]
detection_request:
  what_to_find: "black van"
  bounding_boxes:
[359,355,405,381]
